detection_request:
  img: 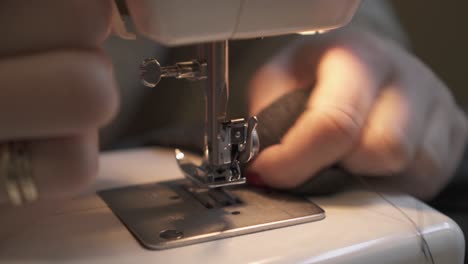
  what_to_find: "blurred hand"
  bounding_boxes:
[0,0,118,203]
[248,29,468,200]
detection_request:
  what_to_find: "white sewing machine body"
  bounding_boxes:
[91,1,467,262]
[0,148,464,264]
[1,1,464,263]
[126,0,362,45]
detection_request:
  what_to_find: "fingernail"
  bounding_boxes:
[246,172,266,187]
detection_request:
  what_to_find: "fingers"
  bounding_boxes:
[341,47,468,199]
[364,104,467,200]
[0,131,99,204]
[0,0,113,56]
[411,102,468,199]
[249,33,393,188]
[248,36,328,115]
[447,108,468,176]
[341,43,467,199]
[248,30,467,198]
[355,102,447,199]
[407,104,453,199]
[0,0,117,205]
[0,50,119,140]
[249,61,301,115]
[341,78,433,175]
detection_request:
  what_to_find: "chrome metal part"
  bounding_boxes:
[175,149,245,188]
[140,41,260,188]
[99,180,325,250]
[140,58,207,88]
[199,41,229,167]
[239,116,259,163]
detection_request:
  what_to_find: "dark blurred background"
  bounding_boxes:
[391,1,468,104]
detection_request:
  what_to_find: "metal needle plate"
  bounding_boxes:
[99,179,325,250]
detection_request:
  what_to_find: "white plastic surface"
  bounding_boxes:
[126,0,361,46]
[0,148,464,264]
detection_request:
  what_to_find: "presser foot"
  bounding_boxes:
[173,116,259,188]
[175,149,246,188]
[99,179,325,250]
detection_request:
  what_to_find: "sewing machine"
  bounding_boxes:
[0,1,464,263]
[100,0,364,249]
[108,0,464,257]
[133,0,362,189]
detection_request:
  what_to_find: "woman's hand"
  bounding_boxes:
[0,0,118,203]
[247,28,468,200]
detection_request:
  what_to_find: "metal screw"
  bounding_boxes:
[159,229,184,240]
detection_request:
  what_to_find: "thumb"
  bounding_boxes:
[248,49,317,115]
[248,33,339,115]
